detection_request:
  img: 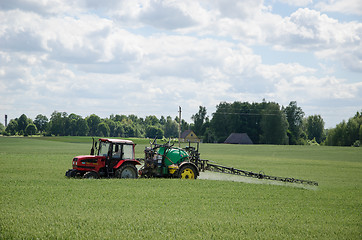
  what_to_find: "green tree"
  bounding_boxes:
[86,114,101,136]
[114,122,125,137]
[203,126,216,143]
[345,118,360,145]
[145,115,159,126]
[97,122,110,137]
[123,123,136,137]
[49,111,68,136]
[164,116,178,138]
[146,126,164,139]
[306,115,325,144]
[284,101,305,145]
[159,116,166,125]
[5,119,18,135]
[76,118,89,136]
[25,123,37,136]
[104,118,116,137]
[0,122,4,132]
[34,114,48,133]
[112,114,127,122]
[191,106,207,136]
[260,102,288,145]
[68,114,82,136]
[325,111,361,146]
[17,114,29,133]
[128,114,140,124]
[211,102,232,142]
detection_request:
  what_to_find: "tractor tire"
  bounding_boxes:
[65,169,77,178]
[178,164,198,179]
[115,164,138,179]
[83,171,99,179]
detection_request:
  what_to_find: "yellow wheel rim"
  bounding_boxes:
[180,168,195,179]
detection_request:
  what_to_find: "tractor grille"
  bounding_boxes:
[77,166,95,169]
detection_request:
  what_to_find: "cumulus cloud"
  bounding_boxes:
[276,76,362,101]
[277,0,313,7]
[268,8,360,49]
[0,0,78,16]
[139,1,197,30]
[315,0,362,15]
[264,8,362,72]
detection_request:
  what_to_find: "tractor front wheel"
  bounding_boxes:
[83,171,99,179]
[178,165,197,179]
[116,164,138,179]
[65,169,78,178]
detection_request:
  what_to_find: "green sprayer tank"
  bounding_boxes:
[158,146,189,166]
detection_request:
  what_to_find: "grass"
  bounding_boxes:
[0,136,361,239]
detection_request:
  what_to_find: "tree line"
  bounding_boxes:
[325,112,362,146]
[2,112,187,139]
[192,100,326,145]
[1,100,361,146]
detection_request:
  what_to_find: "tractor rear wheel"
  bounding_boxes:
[116,164,138,179]
[83,171,99,179]
[178,165,197,179]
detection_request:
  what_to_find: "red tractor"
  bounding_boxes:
[65,138,141,179]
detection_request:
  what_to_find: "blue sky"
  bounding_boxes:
[0,0,361,128]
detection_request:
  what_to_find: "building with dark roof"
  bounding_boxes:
[224,133,253,144]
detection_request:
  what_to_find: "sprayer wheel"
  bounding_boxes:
[178,165,197,180]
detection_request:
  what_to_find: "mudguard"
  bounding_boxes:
[178,161,199,176]
[113,159,141,169]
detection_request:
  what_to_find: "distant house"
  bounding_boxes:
[224,133,253,144]
[180,130,200,143]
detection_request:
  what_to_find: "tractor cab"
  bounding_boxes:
[66,138,140,179]
[96,138,135,170]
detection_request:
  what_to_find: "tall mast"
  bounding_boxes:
[178,106,181,147]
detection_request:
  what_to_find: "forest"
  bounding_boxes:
[1,100,361,146]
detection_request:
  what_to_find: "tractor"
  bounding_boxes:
[65,138,141,179]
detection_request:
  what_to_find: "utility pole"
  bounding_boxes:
[5,114,7,128]
[178,106,181,147]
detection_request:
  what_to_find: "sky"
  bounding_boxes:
[0,0,361,128]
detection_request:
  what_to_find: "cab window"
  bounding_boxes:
[123,145,134,160]
[112,144,122,159]
[98,142,110,157]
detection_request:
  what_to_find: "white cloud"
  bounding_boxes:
[214,0,264,19]
[277,0,313,7]
[0,0,79,16]
[264,8,362,72]
[315,0,362,15]
[269,8,358,49]
[139,1,197,30]
[275,75,362,102]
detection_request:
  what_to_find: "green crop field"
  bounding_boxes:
[0,137,361,239]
